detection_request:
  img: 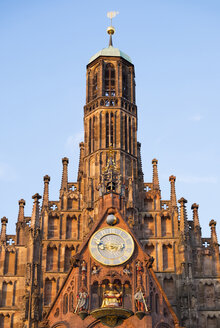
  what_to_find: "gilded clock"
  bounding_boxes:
[89,227,134,266]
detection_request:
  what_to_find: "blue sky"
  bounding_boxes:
[0,0,220,238]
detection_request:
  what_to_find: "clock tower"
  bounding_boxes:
[45,21,182,328]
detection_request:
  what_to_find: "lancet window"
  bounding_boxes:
[125,115,127,151]
[110,112,114,146]
[93,70,98,99]
[89,118,92,154]
[106,112,109,148]
[122,66,128,99]
[129,116,131,153]
[63,293,68,314]
[104,63,115,96]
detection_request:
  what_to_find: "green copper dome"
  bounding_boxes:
[89,45,132,64]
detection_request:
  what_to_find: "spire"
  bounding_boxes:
[1,217,8,244]
[31,193,41,229]
[61,157,69,191]
[169,175,177,207]
[178,197,188,236]
[107,11,119,47]
[209,220,218,245]
[191,203,200,229]
[152,159,160,190]
[42,175,50,207]
[18,199,25,222]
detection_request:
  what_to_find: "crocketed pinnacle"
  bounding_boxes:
[209,220,218,245]
[18,199,25,222]
[152,159,160,190]
[31,193,42,229]
[61,157,69,191]
[191,203,200,229]
[178,197,189,236]
[169,175,177,207]
[42,175,50,207]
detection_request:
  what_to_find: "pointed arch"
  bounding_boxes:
[104,63,115,96]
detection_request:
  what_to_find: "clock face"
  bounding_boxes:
[89,227,134,266]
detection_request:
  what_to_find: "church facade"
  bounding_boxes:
[0,26,220,328]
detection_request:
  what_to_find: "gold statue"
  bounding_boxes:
[101,283,122,308]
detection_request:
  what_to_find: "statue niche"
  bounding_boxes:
[101,281,122,308]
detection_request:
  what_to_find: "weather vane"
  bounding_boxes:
[107,11,119,46]
[107,11,119,26]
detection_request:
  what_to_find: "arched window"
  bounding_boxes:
[69,292,74,312]
[89,118,92,153]
[106,112,109,148]
[124,115,128,152]
[155,294,159,313]
[150,292,153,311]
[44,279,52,305]
[110,112,114,146]
[132,118,136,155]
[64,247,74,272]
[99,112,102,148]
[129,117,131,153]
[104,63,115,96]
[120,112,123,149]
[91,281,99,310]
[122,67,128,99]
[93,116,96,151]
[63,293,68,314]
[46,247,57,271]
[114,112,117,147]
[4,250,15,274]
[66,216,73,239]
[93,70,98,99]
[0,315,4,328]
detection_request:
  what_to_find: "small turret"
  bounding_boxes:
[169,175,177,208]
[191,203,200,229]
[191,203,201,246]
[61,157,69,191]
[178,197,189,237]
[18,199,25,222]
[1,217,8,244]
[31,193,42,229]
[152,159,160,191]
[209,219,218,245]
[42,175,50,208]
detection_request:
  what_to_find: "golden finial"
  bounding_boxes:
[107,11,119,46]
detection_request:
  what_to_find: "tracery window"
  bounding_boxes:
[104,63,115,96]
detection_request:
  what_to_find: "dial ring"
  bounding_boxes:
[89,227,134,266]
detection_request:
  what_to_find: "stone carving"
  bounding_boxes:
[91,264,100,275]
[123,264,131,275]
[76,290,89,312]
[134,288,147,312]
